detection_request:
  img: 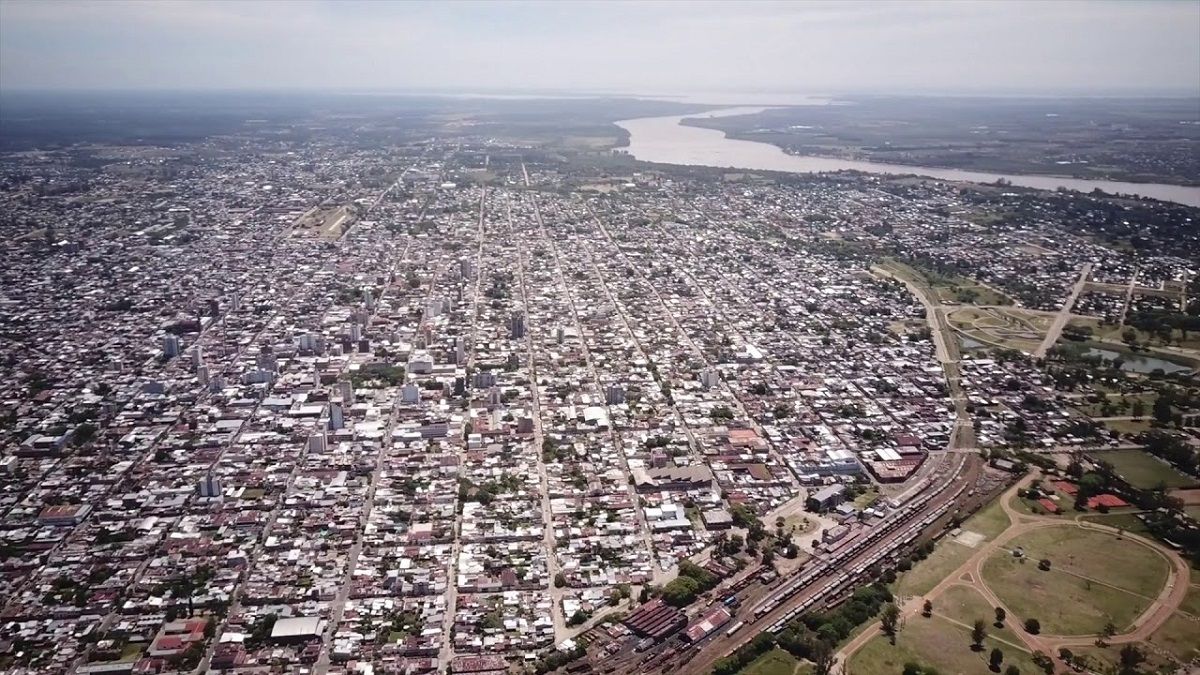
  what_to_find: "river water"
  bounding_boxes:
[615,107,1200,208]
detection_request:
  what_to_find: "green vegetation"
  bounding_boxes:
[879,259,1014,307]
[738,647,801,675]
[981,526,1168,635]
[662,560,719,607]
[894,498,1010,597]
[847,614,1042,675]
[716,584,893,675]
[1091,450,1195,489]
[349,363,404,387]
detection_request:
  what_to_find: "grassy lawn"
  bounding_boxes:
[1180,585,1200,618]
[1147,611,1200,663]
[982,553,1150,634]
[739,647,800,675]
[893,498,1011,598]
[847,614,1040,675]
[1079,512,1150,535]
[118,643,143,662]
[980,526,1170,635]
[991,526,1169,598]
[1100,418,1155,436]
[1073,610,1198,675]
[932,585,1023,647]
[1091,450,1196,489]
[854,488,881,509]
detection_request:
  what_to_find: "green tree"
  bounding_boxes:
[812,638,836,675]
[1023,618,1041,635]
[922,599,933,617]
[1153,395,1173,424]
[994,606,1006,627]
[971,619,987,650]
[1118,644,1146,675]
[989,648,1004,671]
[880,603,901,644]
[1131,399,1147,418]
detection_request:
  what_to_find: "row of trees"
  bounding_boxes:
[712,583,894,675]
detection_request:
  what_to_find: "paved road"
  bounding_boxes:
[1033,263,1093,358]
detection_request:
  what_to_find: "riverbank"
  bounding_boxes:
[615,108,1200,208]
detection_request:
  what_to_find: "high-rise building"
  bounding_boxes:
[199,475,222,498]
[700,368,720,389]
[309,432,327,453]
[337,380,353,403]
[190,345,203,370]
[329,402,344,430]
[605,385,626,405]
[509,312,526,340]
[256,351,278,373]
[162,334,181,358]
[401,383,420,404]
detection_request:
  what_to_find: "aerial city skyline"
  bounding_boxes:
[0,2,1197,675]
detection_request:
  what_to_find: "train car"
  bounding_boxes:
[725,620,745,637]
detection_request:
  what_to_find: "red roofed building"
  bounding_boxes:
[1087,494,1129,509]
[1052,481,1079,496]
[1037,498,1060,514]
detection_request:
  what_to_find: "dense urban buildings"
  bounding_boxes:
[1,97,1198,675]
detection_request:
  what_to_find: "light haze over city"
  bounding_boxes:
[1,0,1199,95]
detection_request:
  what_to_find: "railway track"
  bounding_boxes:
[610,453,983,675]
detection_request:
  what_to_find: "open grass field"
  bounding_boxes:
[983,554,1151,634]
[893,498,1010,597]
[1180,585,1200,618]
[739,647,803,675]
[1091,450,1196,489]
[1073,610,1199,674]
[933,585,1024,647]
[1100,418,1156,436]
[994,526,1169,597]
[847,614,1041,675]
[981,526,1169,635]
[1079,512,1151,535]
[1147,611,1200,663]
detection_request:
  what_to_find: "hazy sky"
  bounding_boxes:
[1,0,1198,95]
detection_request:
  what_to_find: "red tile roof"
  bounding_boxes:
[1087,493,1129,509]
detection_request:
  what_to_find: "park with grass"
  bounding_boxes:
[1090,449,1197,490]
[842,475,1192,675]
[981,526,1168,635]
